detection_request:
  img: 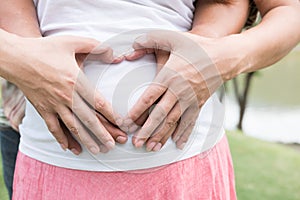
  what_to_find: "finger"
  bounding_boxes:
[172,105,200,149]
[43,113,69,151]
[61,36,121,64]
[72,93,115,150]
[132,31,174,52]
[155,49,170,73]
[99,144,110,153]
[62,36,101,54]
[87,44,120,64]
[57,107,101,154]
[75,70,120,125]
[132,90,177,148]
[58,119,82,155]
[145,121,177,152]
[96,113,128,144]
[125,82,166,129]
[145,103,182,151]
[125,95,162,133]
[135,108,149,126]
[176,122,196,150]
[125,49,149,61]
[118,109,148,134]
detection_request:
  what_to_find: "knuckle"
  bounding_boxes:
[179,134,189,143]
[181,121,189,129]
[166,120,177,128]
[141,95,154,107]
[95,99,106,110]
[48,125,58,134]
[65,74,77,87]
[83,117,96,128]
[35,104,51,113]
[166,114,179,128]
[69,126,79,135]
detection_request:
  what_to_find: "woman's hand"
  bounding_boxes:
[2,33,127,154]
[124,30,224,151]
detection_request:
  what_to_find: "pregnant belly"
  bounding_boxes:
[84,54,157,117]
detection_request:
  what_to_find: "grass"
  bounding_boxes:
[0,131,299,200]
[0,153,9,200]
[227,131,300,200]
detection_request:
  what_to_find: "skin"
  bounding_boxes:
[125,0,250,151]
[0,0,128,155]
[3,0,298,153]
[0,0,250,153]
[125,0,300,151]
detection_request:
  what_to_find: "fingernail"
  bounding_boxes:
[146,142,157,152]
[60,143,67,151]
[113,55,124,63]
[105,141,115,150]
[90,146,100,155]
[116,136,128,144]
[135,140,144,148]
[178,142,186,150]
[100,145,109,153]
[153,143,162,152]
[71,148,80,155]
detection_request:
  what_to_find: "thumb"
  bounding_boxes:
[61,35,101,54]
[126,30,181,61]
[132,30,184,52]
[60,36,122,64]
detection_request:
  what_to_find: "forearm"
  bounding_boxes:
[0,0,41,84]
[0,0,41,37]
[0,29,23,80]
[190,0,249,37]
[225,1,300,77]
[240,3,300,72]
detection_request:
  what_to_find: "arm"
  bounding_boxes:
[127,0,300,151]
[190,0,249,37]
[217,0,300,79]
[125,0,250,151]
[0,0,41,37]
[0,0,127,154]
[0,0,84,153]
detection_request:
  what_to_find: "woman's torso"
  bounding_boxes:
[19,0,225,171]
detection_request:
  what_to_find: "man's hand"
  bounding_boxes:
[5,34,127,154]
[124,30,224,151]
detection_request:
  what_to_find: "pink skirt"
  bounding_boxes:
[13,135,236,200]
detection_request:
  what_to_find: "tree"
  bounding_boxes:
[231,1,260,130]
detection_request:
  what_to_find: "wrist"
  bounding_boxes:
[0,30,28,83]
[208,34,253,82]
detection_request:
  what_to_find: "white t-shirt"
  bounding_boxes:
[19,0,225,171]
